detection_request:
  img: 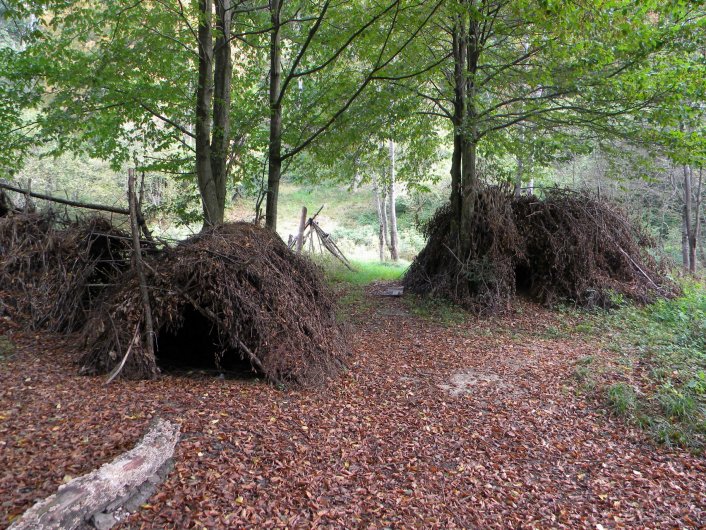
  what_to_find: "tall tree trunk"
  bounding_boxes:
[682,208,690,270]
[458,16,480,261]
[372,171,388,261]
[195,0,220,226]
[266,0,282,232]
[699,214,706,263]
[684,164,696,273]
[209,0,233,224]
[449,18,466,247]
[387,139,399,262]
[459,138,477,259]
[691,166,702,273]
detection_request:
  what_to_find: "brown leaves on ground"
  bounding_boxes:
[1,288,704,528]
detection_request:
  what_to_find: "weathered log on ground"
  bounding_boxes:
[9,418,179,530]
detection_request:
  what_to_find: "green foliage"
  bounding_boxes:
[576,281,706,451]
[321,258,408,286]
[658,383,698,421]
[573,356,596,390]
[606,383,637,416]
[0,0,704,260]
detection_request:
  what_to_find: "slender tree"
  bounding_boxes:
[264,0,444,230]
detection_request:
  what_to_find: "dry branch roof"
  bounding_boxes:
[0,212,132,331]
[405,188,676,312]
[81,222,349,387]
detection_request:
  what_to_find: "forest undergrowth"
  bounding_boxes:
[566,279,706,452]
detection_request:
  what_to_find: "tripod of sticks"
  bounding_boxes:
[288,205,355,272]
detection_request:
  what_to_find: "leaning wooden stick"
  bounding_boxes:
[105,325,140,384]
[128,168,157,374]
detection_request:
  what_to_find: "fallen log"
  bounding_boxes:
[9,418,179,530]
[0,182,130,216]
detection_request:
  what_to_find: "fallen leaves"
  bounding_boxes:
[1,295,705,529]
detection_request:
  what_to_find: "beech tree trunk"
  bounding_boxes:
[372,172,388,261]
[682,209,690,271]
[266,0,283,231]
[449,17,466,248]
[196,0,217,225]
[514,154,524,198]
[448,12,481,263]
[682,165,701,274]
[692,166,703,273]
[387,139,399,261]
[195,0,232,227]
[210,0,233,221]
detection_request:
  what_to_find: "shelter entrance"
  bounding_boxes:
[514,262,533,297]
[155,306,254,377]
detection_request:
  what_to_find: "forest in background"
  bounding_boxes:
[1,0,704,273]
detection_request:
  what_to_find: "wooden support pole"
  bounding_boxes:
[0,181,130,215]
[295,206,307,253]
[128,169,157,379]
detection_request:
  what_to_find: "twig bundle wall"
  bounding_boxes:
[405,188,675,312]
[80,223,348,387]
[0,213,132,331]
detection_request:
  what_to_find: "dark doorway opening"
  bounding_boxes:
[155,306,255,377]
[514,262,533,297]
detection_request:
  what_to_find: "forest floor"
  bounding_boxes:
[1,283,704,529]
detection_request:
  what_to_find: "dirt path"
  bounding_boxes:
[1,289,704,528]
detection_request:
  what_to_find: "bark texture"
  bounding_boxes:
[682,164,702,273]
[387,139,399,261]
[196,0,217,225]
[266,0,282,231]
[372,172,388,261]
[9,419,179,530]
[195,0,232,226]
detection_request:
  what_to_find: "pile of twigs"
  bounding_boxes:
[0,212,133,331]
[80,223,348,387]
[405,187,676,312]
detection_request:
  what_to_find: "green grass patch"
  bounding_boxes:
[575,280,706,452]
[573,355,597,390]
[321,258,408,286]
[542,325,564,339]
[404,295,468,326]
[605,383,637,416]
